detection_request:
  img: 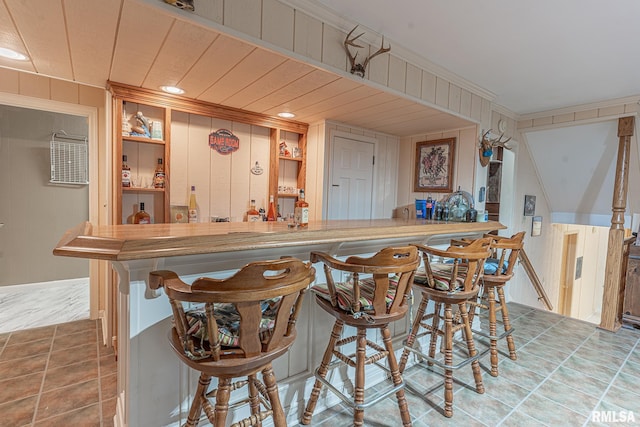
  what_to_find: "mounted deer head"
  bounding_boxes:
[344,26,390,78]
[479,129,512,167]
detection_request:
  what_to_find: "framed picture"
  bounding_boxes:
[414,137,456,193]
[170,205,188,223]
[532,215,542,236]
[524,195,536,216]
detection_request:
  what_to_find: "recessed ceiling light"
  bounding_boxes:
[160,85,185,95]
[0,48,28,61]
[277,112,295,119]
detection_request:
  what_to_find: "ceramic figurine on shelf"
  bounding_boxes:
[130,111,151,138]
[279,141,291,157]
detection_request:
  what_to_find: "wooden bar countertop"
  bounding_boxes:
[54,219,505,261]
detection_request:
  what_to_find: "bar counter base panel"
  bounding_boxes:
[54,219,505,426]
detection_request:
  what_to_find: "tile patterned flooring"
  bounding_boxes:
[0,319,116,426]
[307,303,640,427]
[1,304,639,426]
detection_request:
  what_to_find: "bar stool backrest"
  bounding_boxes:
[483,231,526,282]
[415,236,493,293]
[149,258,315,361]
[310,246,419,317]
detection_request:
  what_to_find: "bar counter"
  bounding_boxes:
[54,219,504,426]
[54,218,505,261]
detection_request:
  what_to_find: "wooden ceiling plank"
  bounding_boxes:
[0,2,35,73]
[177,35,254,98]
[64,0,121,87]
[257,69,341,114]
[143,19,219,91]
[370,104,443,127]
[0,2,29,59]
[332,93,403,122]
[110,0,175,87]
[6,0,72,79]
[294,85,382,119]
[263,77,358,115]
[197,48,287,105]
[224,59,316,109]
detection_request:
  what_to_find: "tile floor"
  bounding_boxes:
[1,304,639,427]
[0,319,116,427]
[307,303,640,427]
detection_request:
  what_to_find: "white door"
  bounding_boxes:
[328,136,374,220]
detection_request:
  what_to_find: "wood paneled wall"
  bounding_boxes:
[170,111,294,221]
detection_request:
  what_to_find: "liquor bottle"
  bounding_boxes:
[466,204,478,222]
[294,189,309,227]
[434,201,443,220]
[277,204,282,221]
[133,202,150,224]
[266,195,277,221]
[188,185,198,223]
[246,199,261,222]
[122,155,131,187]
[153,158,165,188]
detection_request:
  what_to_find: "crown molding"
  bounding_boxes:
[490,103,519,121]
[519,95,640,121]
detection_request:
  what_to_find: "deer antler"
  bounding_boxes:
[344,26,365,73]
[479,129,512,167]
[343,25,390,78]
[362,36,390,71]
[480,129,512,150]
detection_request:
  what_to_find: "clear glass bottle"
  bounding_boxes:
[122,155,131,187]
[188,186,198,223]
[133,202,150,224]
[294,189,309,227]
[247,199,261,222]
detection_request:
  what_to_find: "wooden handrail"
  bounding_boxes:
[518,249,553,310]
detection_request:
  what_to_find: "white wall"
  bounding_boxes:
[0,105,89,286]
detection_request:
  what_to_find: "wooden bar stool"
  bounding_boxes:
[469,232,525,377]
[301,246,420,427]
[398,237,492,418]
[149,258,315,427]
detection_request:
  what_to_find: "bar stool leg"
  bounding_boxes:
[381,326,412,427]
[467,284,484,326]
[459,302,484,394]
[428,301,441,366]
[186,373,210,427]
[214,378,232,427]
[487,285,500,377]
[301,320,345,424]
[443,304,454,418]
[399,294,429,373]
[248,374,260,419]
[262,365,286,427]
[354,328,367,427]
[497,286,517,360]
